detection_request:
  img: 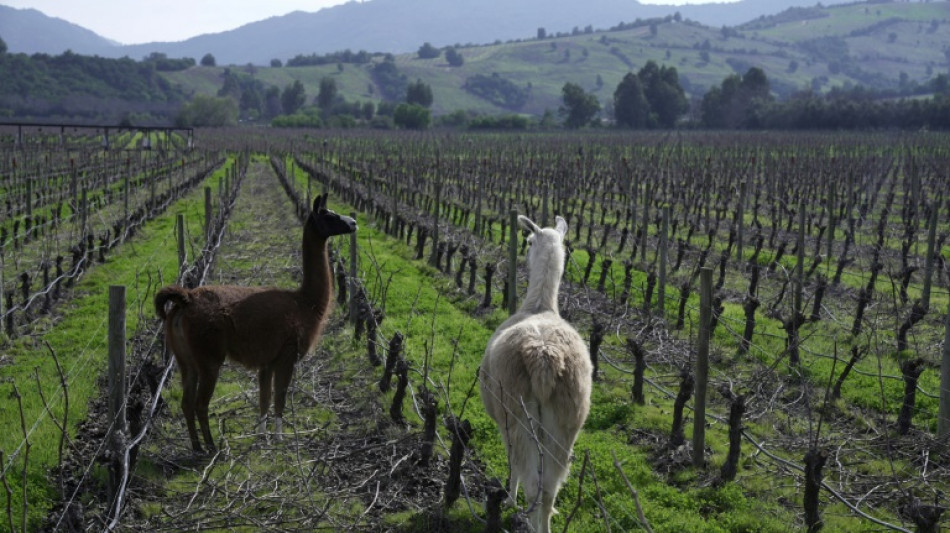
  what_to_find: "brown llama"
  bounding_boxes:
[480,215,592,533]
[154,194,356,452]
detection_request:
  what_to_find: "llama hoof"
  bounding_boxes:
[274,418,284,441]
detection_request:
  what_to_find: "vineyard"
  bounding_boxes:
[0,126,948,532]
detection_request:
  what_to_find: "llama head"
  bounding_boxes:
[518,215,567,273]
[308,194,357,238]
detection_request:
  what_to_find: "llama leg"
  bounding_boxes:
[258,365,274,435]
[180,364,202,452]
[271,348,298,441]
[536,489,556,533]
[195,365,221,452]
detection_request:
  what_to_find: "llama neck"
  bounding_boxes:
[519,258,561,315]
[299,229,332,312]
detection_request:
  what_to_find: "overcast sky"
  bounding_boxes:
[4,0,734,44]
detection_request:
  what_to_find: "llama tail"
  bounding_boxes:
[523,343,568,402]
[154,286,191,320]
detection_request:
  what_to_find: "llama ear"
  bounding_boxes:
[312,194,326,212]
[555,216,568,238]
[517,215,541,234]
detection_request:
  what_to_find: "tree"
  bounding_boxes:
[393,103,430,129]
[701,67,772,129]
[281,80,306,115]
[175,95,237,127]
[200,53,216,67]
[559,82,601,128]
[0,35,6,55]
[264,86,282,118]
[445,47,464,67]
[537,27,547,39]
[271,58,282,67]
[613,73,650,128]
[317,77,338,111]
[361,101,375,120]
[637,60,688,128]
[406,79,433,107]
[417,42,441,59]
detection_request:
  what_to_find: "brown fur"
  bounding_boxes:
[155,195,355,452]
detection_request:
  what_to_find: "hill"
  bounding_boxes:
[159,2,950,117]
[0,5,117,56]
[2,1,948,123]
[1,0,852,65]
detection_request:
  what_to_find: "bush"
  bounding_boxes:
[271,106,322,128]
[445,47,464,67]
[468,114,529,130]
[462,73,529,110]
[175,95,237,127]
[393,103,430,129]
[417,42,441,59]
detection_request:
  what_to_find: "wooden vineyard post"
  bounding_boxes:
[657,206,670,318]
[921,203,938,310]
[735,180,746,263]
[794,199,806,316]
[26,177,32,220]
[176,214,185,280]
[108,285,128,505]
[693,267,712,468]
[541,179,549,228]
[80,188,88,238]
[123,165,130,228]
[940,300,950,438]
[204,187,212,242]
[429,179,441,268]
[640,182,650,262]
[826,182,836,267]
[508,209,518,315]
[349,212,358,326]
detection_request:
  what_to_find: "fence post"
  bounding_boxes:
[693,267,712,467]
[794,198,806,315]
[176,214,186,280]
[657,206,669,317]
[735,180,746,263]
[921,203,938,310]
[123,168,130,227]
[349,212,359,326]
[204,187,212,242]
[26,177,32,220]
[108,285,128,503]
[939,300,950,438]
[508,209,518,315]
[640,182,650,263]
[80,188,88,238]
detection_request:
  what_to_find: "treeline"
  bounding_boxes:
[754,91,950,130]
[698,67,950,130]
[0,49,188,122]
[286,49,378,67]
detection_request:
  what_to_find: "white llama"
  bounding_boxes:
[480,215,593,533]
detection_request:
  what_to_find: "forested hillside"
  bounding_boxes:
[0,49,189,123]
[2,1,949,127]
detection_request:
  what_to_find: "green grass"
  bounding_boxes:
[0,157,232,530]
[286,160,803,532]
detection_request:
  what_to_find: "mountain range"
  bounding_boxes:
[1,0,853,65]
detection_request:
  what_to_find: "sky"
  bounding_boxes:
[3,0,735,44]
